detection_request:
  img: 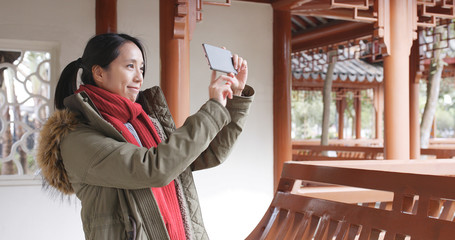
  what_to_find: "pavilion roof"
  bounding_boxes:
[292,58,383,91]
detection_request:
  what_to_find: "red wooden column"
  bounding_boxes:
[383,0,413,160]
[409,38,421,159]
[160,0,192,127]
[273,9,292,190]
[354,90,361,139]
[96,0,117,34]
[336,92,346,139]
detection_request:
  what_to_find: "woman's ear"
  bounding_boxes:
[92,65,104,85]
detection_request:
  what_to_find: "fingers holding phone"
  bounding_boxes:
[209,73,237,106]
[231,54,248,96]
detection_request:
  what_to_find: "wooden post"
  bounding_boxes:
[336,92,346,139]
[96,0,117,34]
[383,0,412,160]
[273,9,292,190]
[410,38,421,159]
[355,90,362,139]
[160,0,191,127]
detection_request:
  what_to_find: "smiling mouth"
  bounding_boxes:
[128,86,140,91]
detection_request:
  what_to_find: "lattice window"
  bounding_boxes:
[0,40,56,176]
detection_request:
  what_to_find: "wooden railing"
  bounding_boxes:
[294,138,455,147]
[293,141,455,161]
[293,139,383,147]
[247,160,455,239]
[293,144,384,161]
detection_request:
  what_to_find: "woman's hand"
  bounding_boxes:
[231,53,248,96]
[209,71,238,107]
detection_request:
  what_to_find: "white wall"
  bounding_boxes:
[0,1,93,239]
[117,0,160,88]
[0,0,95,72]
[189,3,273,240]
[0,179,84,240]
[0,1,273,240]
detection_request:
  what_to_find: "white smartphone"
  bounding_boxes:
[202,43,238,75]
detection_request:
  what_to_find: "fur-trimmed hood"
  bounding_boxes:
[37,109,80,195]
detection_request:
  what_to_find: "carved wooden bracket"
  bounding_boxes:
[417,0,455,27]
[375,0,390,55]
[291,0,377,23]
[289,0,455,58]
[174,0,188,39]
[173,0,231,39]
[330,0,377,22]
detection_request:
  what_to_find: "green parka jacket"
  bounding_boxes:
[37,85,254,240]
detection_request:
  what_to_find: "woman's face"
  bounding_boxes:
[94,41,144,102]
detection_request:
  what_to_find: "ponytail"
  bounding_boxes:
[54,59,81,110]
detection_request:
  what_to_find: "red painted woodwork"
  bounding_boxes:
[383,0,412,160]
[160,0,191,128]
[248,160,455,239]
[354,91,361,139]
[96,0,117,34]
[410,38,421,159]
[292,142,455,161]
[292,21,374,52]
[273,9,292,191]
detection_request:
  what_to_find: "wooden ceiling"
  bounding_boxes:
[237,0,375,52]
[291,15,340,35]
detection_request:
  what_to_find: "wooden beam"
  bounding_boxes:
[96,0,117,34]
[291,15,308,30]
[300,16,318,28]
[291,21,299,32]
[272,0,312,11]
[293,80,381,90]
[237,0,272,3]
[292,21,374,52]
[274,0,370,11]
[273,9,292,191]
[293,8,376,22]
[315,16,328,24]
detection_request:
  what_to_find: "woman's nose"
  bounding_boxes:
[135,69,143,83]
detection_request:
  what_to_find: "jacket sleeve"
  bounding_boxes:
[60,99,231,189]
[190,85,255,171]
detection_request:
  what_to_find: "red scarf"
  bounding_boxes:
[77,85,186,240]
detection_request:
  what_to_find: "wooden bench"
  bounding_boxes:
[246,159,455,239]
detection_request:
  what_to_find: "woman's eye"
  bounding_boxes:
[127,64,134,68]
[140,67,144,73]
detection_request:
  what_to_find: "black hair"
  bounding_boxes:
[54,33,146,109]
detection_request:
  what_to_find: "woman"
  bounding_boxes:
[37,33,253,240]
